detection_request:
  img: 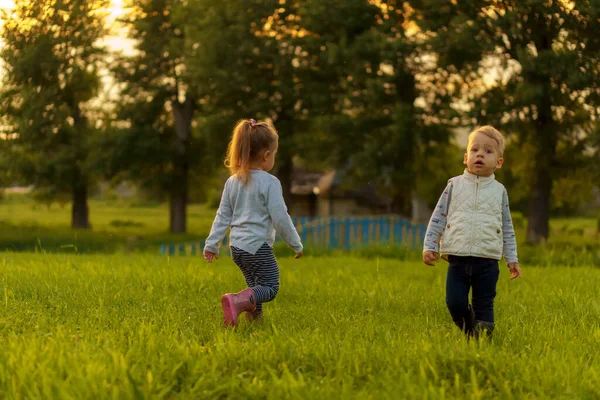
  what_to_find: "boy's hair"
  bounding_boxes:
[467,125,505,156]
[225,119,278,183]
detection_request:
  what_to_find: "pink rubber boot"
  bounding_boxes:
[221,288,257,327]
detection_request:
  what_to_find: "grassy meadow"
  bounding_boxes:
[0,195,216,253]
[0,253,598,399]
[0,194,598,266]
[0,193,599,398]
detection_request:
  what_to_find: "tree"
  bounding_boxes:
[0,0,108,229]
[293,0,452,215]
[413,0,600,243]
[185,0,312,203]
[185,0,447,216]
[111,0,199,233]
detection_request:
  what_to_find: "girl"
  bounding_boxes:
[203,119,303,327]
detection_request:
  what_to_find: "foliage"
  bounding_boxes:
[183,0,455,214]
[0,0,109,228]
[2,0,599,235]
[185,0,311,201]
[294,0,453,214]
[412,0,600,242]
[104,0,208,233]
[414,138,464,208]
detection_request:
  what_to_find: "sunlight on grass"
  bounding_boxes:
[0,253,597,398]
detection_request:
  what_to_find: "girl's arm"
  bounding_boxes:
[266,179,303,253]
[423,181,452,254]
[204,180,233,254]
[501,189,518,264]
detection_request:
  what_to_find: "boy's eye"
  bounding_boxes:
[486,150,492,154]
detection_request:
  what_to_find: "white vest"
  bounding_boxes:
[441,170,505,260]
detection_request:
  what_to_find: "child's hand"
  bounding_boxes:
[204,250,218,263]
[295,251,303,259]
[508,262,522,280]
[423,251,439,266]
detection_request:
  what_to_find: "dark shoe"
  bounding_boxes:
[474,320,495,339]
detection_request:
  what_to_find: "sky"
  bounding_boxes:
[0,0,14,11]
[0,0,134,54]
[0,0,124,18]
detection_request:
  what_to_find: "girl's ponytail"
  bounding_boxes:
[225,119,277,184]
[225,120,252,183]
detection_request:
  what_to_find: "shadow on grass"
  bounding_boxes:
[1,221,599,267]
[0,220,204,254]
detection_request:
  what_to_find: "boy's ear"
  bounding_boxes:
[496,157,504,169]
[463,153,468,165]
[263,150,271,161]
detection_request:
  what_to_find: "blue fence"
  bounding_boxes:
[159,216,427,256]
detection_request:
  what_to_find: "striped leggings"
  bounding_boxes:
[230,243,280,312]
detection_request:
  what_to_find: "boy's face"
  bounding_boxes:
[464,132,504,177]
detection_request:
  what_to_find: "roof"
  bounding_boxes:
[291,169,337,196]
[290,167,391,209]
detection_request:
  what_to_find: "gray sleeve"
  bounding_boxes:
[502,189,519,264]
[423,181,452,253]
[266,180,303,253]
[204,180,233,254]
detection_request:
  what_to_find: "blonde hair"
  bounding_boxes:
[224,119,278,183]
[467,125,505,156]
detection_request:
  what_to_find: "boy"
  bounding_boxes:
[423,125,522,338]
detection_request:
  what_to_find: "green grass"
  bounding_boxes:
[0,196,216,253]
[0,252,598,399]
[1,194,599,268]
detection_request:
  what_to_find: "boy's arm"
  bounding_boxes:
[204,180,233,254]
[501,189,519,264]
[423,182,452,254]
[266,180,303,253]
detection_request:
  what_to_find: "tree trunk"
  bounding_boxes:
[70,104,91,230]
[169,178,187,234]
[526,32,555,244]
[169,97,194,233]
[71,181,90,229]
[391,73,417,218]
[526,162,553,244]
[526,119,555,244]
[526,87,555,244]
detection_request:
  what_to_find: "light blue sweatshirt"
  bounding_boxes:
[204,170,303,255]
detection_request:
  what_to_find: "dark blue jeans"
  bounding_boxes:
[446,256,500,330]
